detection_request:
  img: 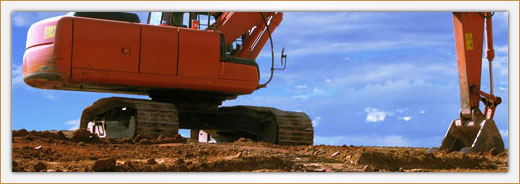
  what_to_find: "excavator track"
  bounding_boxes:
[80,97,179,138]
[215,106,314,145]
[272,109,314,145]
[80,97,313,145]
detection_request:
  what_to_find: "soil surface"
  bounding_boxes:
[12,129,508,172]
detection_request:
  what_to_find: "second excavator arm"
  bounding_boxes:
[440,12,504,153]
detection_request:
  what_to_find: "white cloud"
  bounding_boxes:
[499,87,506,91]
[288,87,328,101]
[326,63,457,88]
[365,107,390,123]
[325,78,332,84]
[420,110,425,114]
[312,116,321,127]
[489,56,508,77]
[276,12,452,42]
[359,80,416,94]
[12,64,24,88]
[276,12,372,36]
[284,12,365,26]
[287,40,443,57]
[365,107,416,123]
[295,85,307,89]
[12,12,68,27]
[291,95,308,100]
[499,129,508,137]
[313,88,323,94]
[400,116,412,121]
[65,119,80,130]
[494,45,508,54]
[379,135,410,147]
[395,108,407,113]
[42,91,56,100]
[12,14,32,27]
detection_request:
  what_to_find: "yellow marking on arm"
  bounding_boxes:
[44,26,56,39]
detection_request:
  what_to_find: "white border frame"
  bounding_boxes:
[2,1,518,183]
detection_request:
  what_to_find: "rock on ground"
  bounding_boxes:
[92,158,116,172]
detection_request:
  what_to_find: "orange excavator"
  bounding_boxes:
[22,12,504,152]
[23,12,313,145]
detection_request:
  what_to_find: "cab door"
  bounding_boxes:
[178,29,220,78]
[139,25,179,75]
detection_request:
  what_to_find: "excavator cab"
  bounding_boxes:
[148,12,186,27]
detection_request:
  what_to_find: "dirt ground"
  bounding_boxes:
[11,129,508,172]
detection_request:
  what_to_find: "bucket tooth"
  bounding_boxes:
[440,119,504,153]
[471,119,505,153]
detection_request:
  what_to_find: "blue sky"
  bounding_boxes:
[12,12,509,148]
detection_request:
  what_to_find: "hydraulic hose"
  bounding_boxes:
[257,13,275,89]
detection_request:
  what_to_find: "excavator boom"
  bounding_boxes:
[440,12,504,153]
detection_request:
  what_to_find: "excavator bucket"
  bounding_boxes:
[440,118,504,153]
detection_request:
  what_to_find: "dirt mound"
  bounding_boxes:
[102,134,187,145]
[12,129,29,137]
[114,154,293,172]
[11,130,508,172]
[72,129,94,142]
[348,150,495,171]
[13,129,68,142]
[232,137,281,149]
